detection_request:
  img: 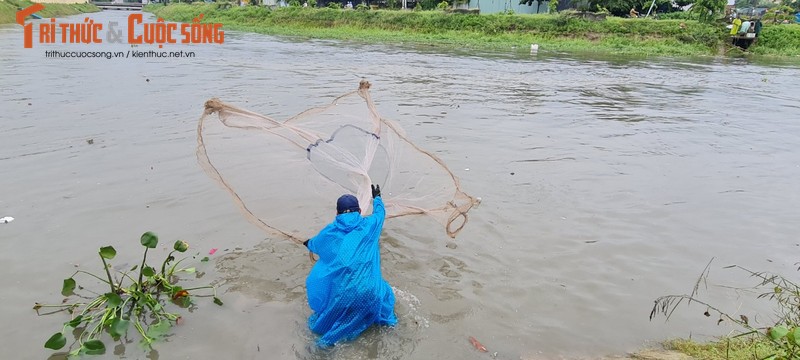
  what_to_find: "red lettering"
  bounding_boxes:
[128,13,143,44]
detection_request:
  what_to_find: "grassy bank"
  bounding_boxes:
[0,0,99,24]
[148,4,800,58]
[667,336,790,359]
[148,4,724,56]
[753,24,800,56]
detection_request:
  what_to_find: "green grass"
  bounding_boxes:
[667,336,788,360]
[751,24,800,57]
[0,0,99,24]
[148,4,738,57]
[147,4,799,58]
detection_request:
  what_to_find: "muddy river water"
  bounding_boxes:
[1,10,800,360]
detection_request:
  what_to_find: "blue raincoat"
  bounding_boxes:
[305,196,397,346]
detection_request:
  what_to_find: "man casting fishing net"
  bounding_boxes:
[303,184,396,346]
[197,80,480,346]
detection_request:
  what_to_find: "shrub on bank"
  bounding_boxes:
[754,24,800,56]
[156,5,721,39]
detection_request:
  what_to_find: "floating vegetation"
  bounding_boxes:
[35,231,222,357]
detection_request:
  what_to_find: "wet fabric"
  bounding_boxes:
[305,196,397,346]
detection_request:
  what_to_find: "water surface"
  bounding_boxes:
[1,11,800,360]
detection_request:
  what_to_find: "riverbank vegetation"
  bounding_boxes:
[666,337,792,360]
[147,3,799,57]
[755,24,800,56]
[148,4,720,56]
[0,0,98,24]
[651,260,800,359]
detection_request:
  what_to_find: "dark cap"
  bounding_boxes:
[336,194,360,215]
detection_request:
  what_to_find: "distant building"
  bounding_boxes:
[467,0,551,14]
[33,0,90,3]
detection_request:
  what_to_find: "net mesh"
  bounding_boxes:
[197,80,478,243]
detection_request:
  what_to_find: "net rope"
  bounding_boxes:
[197,80,479,243]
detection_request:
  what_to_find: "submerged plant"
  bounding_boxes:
[35,231,222,357]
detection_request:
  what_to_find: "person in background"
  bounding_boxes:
[629,7,639,18]
[303,185,397,346]
[731,15,742,35]
[738,18,751,35]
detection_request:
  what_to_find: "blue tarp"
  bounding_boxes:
[796,12,799,23]
[305,196,397,346]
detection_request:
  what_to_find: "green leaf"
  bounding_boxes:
[83,339,106,355]
[173,240,189,253]
[213,297,224,306]
[66,315,83,328]
[109,318,130,339]
[181,267,196,274]
[140,231,158,248]
[99,246,117,259]
[105,293,122,308]
[44,332,66,350]
[142,266,156,277]
[130,264,138,272]
[201,257,209,262]
[61,278,76,296]
[789,327,800,346]
[145,321,171,339]
[769,326,789,340]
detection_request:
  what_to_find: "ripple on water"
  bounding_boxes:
[3,11,800,360]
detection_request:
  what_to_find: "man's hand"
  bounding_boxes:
[371,184,381,199]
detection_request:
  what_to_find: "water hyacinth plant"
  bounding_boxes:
[35,231,222,357]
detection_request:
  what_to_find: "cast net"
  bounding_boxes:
[197,80,479,243]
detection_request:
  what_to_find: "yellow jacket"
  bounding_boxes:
[730,18,742,35]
